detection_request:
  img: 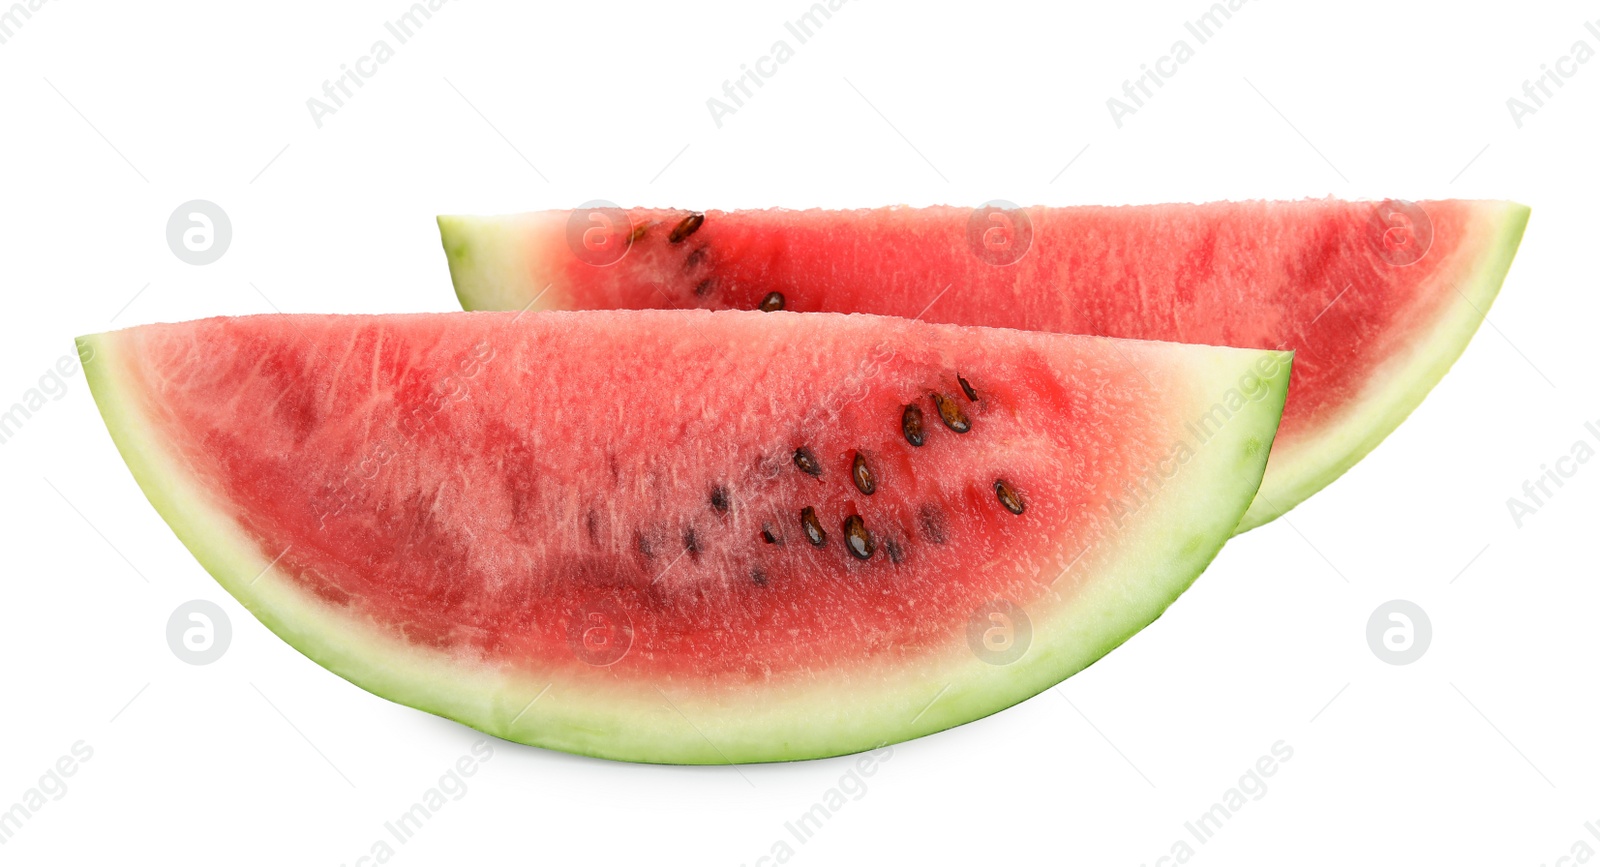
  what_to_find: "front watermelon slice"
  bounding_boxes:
[81,310,1289,763]
[438,199,1528,530]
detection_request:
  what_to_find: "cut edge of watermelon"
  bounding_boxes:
[1235,200,1529,530]
[79,326,1290,764]
[439,202,1531,536]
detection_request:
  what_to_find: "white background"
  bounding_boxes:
[0,1,1594,864]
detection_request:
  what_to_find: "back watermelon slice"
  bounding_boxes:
[438,199,1528,530]
[80,310,1288,763]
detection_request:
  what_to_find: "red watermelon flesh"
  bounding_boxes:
[80,311,1289,763]
[439,199,1528,529]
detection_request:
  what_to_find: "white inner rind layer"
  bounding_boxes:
[81,331,1288,764]
[437,202,1528,534]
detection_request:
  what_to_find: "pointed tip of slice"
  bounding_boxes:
[438,213,571,313]
[1233,199,1529,533]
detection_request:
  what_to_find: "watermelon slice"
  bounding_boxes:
[80,311,1289,763]
[438,199,1528,530]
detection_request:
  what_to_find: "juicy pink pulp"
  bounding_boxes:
[537,200,1477,445]
[116,312,1173,684]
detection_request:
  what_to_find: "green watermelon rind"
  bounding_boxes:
[438,202,1529,535]
[439,213,552,314]
[1235,201,1529,530]
[79,328,1289,764]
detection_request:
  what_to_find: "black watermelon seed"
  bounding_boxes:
[668,213,705,243]
[627,221,650,243]
[901,404,926,447]
[884,535,905,565]
[694,277,715,297]
[919,505,947,544]
[637,532,655,559]
[761,524,780,544]
[750,568,768,587]
[843,515,875,560]
[932,393,970,433]
[759,291,785,312]
[800,506,827,547]
[684,528,701,553]
[793,447,822,477]
[995,479,1025,515]
[586,509,599,542]
[851,452,875,495]
[958,374,978,402]
[710,486,729,513]
[684,246,709,270]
